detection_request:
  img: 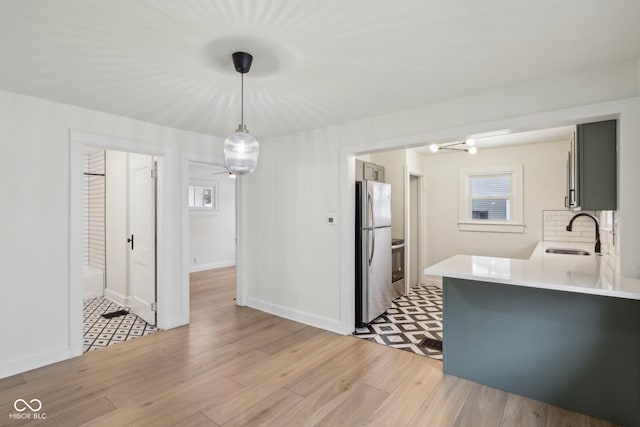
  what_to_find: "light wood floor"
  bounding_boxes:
[0,267,618,426]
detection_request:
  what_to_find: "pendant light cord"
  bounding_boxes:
[241,73,244,128]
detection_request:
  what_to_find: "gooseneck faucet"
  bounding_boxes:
[566,213,601,254]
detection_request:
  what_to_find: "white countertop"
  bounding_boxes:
[424,241,640,300]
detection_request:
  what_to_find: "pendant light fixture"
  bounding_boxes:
[224,52,259,175]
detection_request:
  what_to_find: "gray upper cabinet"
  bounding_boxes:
[363,162,385,182]
[567,119,617,211]
[356,160,385,182]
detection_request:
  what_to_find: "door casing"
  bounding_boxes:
[69,131,183,358]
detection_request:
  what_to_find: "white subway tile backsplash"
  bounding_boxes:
[545,237,569,243]
[84,151,105,270]
[542,209,617,262]
[568,236,596,243]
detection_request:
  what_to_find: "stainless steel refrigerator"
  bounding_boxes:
[355,180,395,327]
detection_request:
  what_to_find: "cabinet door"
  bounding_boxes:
[363,163,377,181]
[363,162,385,182]
[568,131,579,209]
[577,120,617,211]
[565,151,571,208]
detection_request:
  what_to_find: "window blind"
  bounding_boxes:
[470,174,511,220]
[471,175,511,197]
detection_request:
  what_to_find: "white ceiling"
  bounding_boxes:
[413,125,575,155]
[1,1,639,139]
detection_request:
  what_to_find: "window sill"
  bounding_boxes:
[458,222,525,233]
[189,208,219,217]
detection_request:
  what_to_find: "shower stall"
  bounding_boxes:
[83,150,106,299]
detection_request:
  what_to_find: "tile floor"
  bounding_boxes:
[353,284,443,360]
[83,297,159,353]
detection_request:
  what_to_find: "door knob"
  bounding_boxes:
[127,234,134,250]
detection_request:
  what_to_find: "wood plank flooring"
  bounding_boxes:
[0,267,619,426]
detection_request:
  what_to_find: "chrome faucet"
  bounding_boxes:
[566,213,601,254]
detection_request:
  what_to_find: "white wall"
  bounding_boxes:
[423,140,569,266]
[405,149,425,174]
[105,150,129,304]
[240,132,344,332]
[239,59,640,335]
[0,89,219,379]
[188,164,236,272]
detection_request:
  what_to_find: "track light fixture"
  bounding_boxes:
[429,139,477,155]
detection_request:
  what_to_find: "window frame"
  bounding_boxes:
[188,180,219,214]
[458,165,525,233]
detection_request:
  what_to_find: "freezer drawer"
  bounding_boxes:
[361,226,393,324]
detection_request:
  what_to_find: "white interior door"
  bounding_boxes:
[128,153,156,325]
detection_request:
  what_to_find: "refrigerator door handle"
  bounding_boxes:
[368,191,375,229]
[368,228,375,266]
[368,192,375,265]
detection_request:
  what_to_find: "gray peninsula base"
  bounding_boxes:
[443,277,640,426]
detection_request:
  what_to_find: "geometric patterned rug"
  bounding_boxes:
[353,284,443,360]
[83,297,159,353]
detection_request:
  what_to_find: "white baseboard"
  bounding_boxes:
[161,314,189,330]
[104,289,131,307]
[83,288,103,300]
[189,260,235,273]
[246,297,345,335]
[0,345,70,380]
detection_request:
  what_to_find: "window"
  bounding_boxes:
[459,165,524,233]
[189,182,218,211]
[471,175,511,220]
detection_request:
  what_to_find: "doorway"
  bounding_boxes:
[186,162,237,273]
[70,130,188,358]
[352,156,442,360]
[81,148,160,352]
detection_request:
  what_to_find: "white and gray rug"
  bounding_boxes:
[353,284,443,360]
[83,297,158,353]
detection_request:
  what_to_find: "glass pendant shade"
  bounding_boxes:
[224,124,259,175]
[224,52,259,175]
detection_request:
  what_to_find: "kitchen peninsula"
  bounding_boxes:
[425,242,640,426]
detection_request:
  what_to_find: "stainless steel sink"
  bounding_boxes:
[545,248,591,256]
